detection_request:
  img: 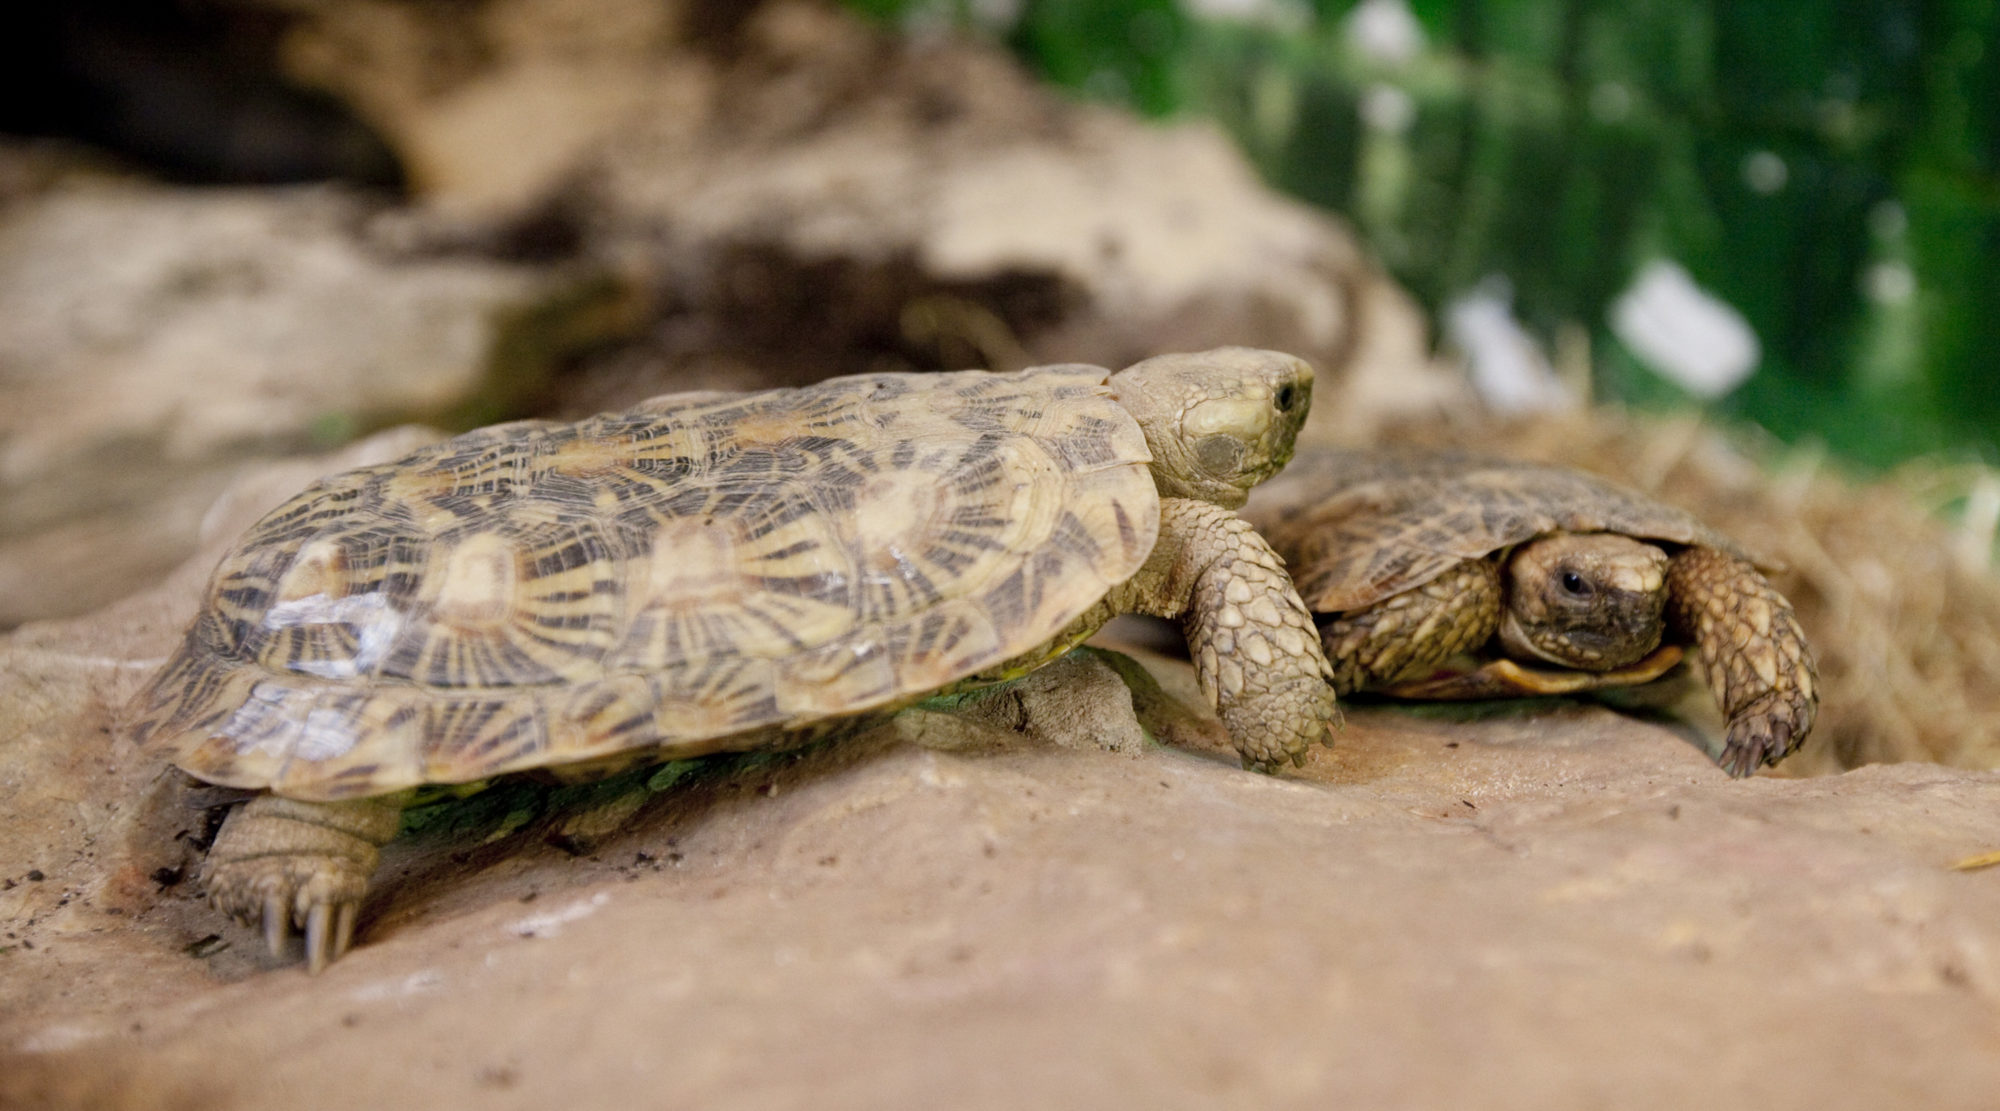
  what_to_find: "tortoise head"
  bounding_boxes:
[1497,532,1670,670]
[1108,347,1315,509]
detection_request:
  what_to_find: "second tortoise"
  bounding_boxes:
[1247,451,1818,776]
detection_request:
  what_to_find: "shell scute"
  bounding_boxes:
[416,695,549,785]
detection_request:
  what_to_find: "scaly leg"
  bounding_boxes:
[1666,547,1819,776]
[1317,559,1502,694]
[203,794,402,972]
[1112,498,1338,771]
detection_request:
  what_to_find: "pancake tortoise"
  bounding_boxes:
[1247,451,1818,777]
[129,347,1338,970]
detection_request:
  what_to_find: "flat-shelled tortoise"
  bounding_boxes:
[1246,451,1817,776]
[129,348,1337,970]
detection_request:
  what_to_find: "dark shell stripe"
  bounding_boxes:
[1262,452,1746,613]
[130,365,1158,798]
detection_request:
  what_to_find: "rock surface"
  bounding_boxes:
[2,439,1998,1110]
[0,166,631,627]
[269,0,1448,413]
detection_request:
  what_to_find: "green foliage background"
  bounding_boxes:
[848,0,1999,470]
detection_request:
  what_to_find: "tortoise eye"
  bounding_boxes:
[1560,570,1590,597]
[1274,384,1297,412]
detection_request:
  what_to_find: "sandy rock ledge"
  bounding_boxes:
[0,440,1996,1109]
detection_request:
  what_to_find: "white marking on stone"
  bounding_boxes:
[15,1022,104,1053]
[348,969,445,1003]
[507,891,610,939]
[11,648,167,670]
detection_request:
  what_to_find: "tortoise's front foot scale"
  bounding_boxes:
[202,795,401,972]
[1225,674,1341,774]
[1172,506,1340,772]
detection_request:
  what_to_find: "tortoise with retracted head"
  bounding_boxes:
[129,348,1338,971]
[1247,451,1817,776]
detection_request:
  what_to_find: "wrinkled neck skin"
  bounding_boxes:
[1498,532,1669,671]
[1108,347,1315,509]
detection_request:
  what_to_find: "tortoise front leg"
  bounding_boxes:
[1665,547,1819,776]
[1317,559,1503,695]
[1122,499,1338,771]
[203,794,402,972]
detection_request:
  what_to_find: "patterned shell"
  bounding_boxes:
[1254,452,1753,613]
[129,366,1160,800]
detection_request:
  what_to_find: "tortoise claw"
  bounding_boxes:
[304,903,332,974]
[300,901,362,973]
[1716,691,1807,777]
[201,796,396,971]
[262,894,290,958]
[334,903,358,963]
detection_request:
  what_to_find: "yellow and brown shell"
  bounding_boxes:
[129,366,1160,800]
[1250,451,1760,613]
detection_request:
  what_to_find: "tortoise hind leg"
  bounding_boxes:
[203,794,401,972]
[1318,559,1502,695]
[1666,547,1819,776]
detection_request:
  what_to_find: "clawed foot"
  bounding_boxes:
[205,855,366,973]
[201,794,399,972]
[1666,547,1819,779]
[1716,690,1814,778]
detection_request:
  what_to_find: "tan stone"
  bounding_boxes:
[2,442,1997,1107]
[0,177,633,625]
[266,0,1451,406]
